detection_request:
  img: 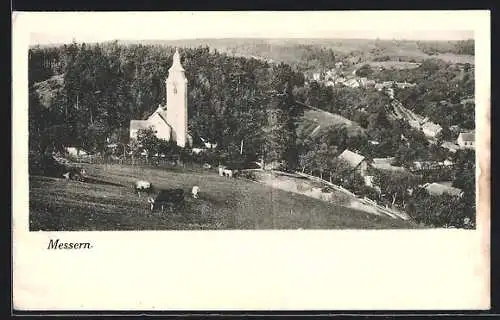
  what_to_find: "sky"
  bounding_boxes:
[13,11,479,46]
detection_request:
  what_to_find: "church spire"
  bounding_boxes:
[169,48,184,72]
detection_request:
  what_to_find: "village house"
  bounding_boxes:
[382,81,394,89]
[358,77,368,87]
[335,77,347,86]
[396,82,416,89]
[335,62,343,69]
[421,121,443,139]
[422,182,463,198]
[457,131,475,149]
[441,141,459,153]
[460,97,474,105]
[325,70,336,80]
[129,49,192,148]
[375,83,384,91]
[387,88,395,99]
[344,78,360,88]
[338,149,369,177]
[365,79,376,87]
[312,72,321,81]
[371,157,407,173]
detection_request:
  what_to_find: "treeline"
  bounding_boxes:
[29,41,305,168]
[416,39,474,56]
[222,42,351,74]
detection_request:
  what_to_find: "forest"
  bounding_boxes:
[29,42,305,168]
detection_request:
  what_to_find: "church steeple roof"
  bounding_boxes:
[169,48,185,72]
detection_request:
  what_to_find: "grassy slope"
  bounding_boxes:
[296,106,365,140]
[31,74,64,109]
[29,164,418,231]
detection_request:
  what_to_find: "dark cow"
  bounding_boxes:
[62,167,87,182]
[148,188,184,213]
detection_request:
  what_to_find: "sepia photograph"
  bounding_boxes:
[28,20,477,232]
[13,11,490,311]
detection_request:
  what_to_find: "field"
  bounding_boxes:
[357,61,422,70]
[297,107,365,139]
[29,164,418,231]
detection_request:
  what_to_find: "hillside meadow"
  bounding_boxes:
[29,164,419,231]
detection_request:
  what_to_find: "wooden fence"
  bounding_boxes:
[69,154,184,167]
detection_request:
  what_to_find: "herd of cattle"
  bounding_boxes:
[60,164,239,214]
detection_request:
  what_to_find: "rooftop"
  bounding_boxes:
[458,132,475,142]
[424,183,463,197]
[129,120,152,131]
[338,149,366,168]
[371,157,407,172]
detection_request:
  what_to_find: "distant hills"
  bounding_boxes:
[31,37,475,69]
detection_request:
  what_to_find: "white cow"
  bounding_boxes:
[223,169,233,177]
[192,186,200,199]
[135,180,152,198]
[218,166,225,177]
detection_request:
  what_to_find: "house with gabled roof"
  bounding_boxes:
[422,182,463,198]
[421,121,443,139]
[337,149,369,177]
[441,141,459,153]
[457,131,475,149]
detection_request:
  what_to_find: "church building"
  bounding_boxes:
[129,49,192,148]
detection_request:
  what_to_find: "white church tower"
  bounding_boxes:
[166,49,188,148]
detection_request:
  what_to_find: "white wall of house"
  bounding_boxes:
[457,137,474,149]
[149,113,171,141]
[422,126,442,138]
[356,161,368,177]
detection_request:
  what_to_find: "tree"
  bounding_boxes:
[374,170,421,208]
[136,127,161,159]
[356,64,373,77]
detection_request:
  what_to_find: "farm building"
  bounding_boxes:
[422,183,463,198]
[338,149,369,177]
[364,79,376,87]
[395,82,416,89]
[370,157,407,173]
[344,78,360,88]
[441,141,460,153]
[457,131,475,149]
[421,122,443,139]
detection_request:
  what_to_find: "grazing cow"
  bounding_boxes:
[148,188,184,212]
[192,186,200,199]
[134,180,153,198]
[223,169,233,178]
[62,167,87,181]
[202,163,212,169]
[218,166,225,177]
